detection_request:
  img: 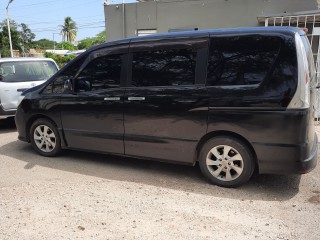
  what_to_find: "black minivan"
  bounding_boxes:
[15,27,318,187]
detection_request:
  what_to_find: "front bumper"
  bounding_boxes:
[0,104,16,119]
[15,106,28,142]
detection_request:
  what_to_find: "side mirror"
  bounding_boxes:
[63,79,73,92]
[75,79,91,92]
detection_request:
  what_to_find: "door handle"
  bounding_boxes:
[104,97,121,101]
[128,97,145,101]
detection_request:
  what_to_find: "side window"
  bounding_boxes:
[75,54,122,92]
[131,48,197,87]
[207,35,281,86]
[42,57,85,94]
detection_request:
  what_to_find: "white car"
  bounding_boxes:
[0,58,58,119]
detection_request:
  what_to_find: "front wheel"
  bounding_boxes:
[199,136,255,188]
[30,118,61,157]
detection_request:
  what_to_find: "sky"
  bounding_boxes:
[0,0,136,42]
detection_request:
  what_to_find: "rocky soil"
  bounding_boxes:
[0,118,319,240]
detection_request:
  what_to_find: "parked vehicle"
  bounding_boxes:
[15,27,318,187]
[0,58,58,119]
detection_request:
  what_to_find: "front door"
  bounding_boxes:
[61,50,126,154]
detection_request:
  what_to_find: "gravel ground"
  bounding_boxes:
[0,118,319,240]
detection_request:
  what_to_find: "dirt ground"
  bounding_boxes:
[0,118,319,240]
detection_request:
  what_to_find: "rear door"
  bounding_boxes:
[123,36,209,163]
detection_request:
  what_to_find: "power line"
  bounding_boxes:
[8,0,103,14]
[32,25,105,33]
[8,0,101,10]
[29,21,105,31]
[18,18,104,26]
[2,0,108,40]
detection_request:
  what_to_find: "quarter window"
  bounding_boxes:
[207,35,281,86]
[131,48,197,87]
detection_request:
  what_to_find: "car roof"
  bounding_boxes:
[0,57,56,63]
[89,26,302,52]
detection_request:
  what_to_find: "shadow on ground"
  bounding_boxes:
[0,139,301,202]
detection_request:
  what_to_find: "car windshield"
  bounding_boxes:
[0,61,58,83]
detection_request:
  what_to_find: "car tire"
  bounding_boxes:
[199,136,255,188]
[30,118,61,157]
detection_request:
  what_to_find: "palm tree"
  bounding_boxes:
[60,17,77,43]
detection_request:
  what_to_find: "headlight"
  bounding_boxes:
[17,95,25,106]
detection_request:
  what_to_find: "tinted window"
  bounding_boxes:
[207,35,281,86]
[132,48,196,87]
[42,57,85,94]
[75,54,121,92]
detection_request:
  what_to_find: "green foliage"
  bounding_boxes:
[33,39,56,50]
[78,31,106,50]
[0,20,22,56]
[20,23,35,52]
[44,52,76,68]
[56,41,76,50]
[96,31,106,39]
[0,20,36,57]
[60,17,77,43]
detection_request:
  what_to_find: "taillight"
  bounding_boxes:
[287,33,310,109]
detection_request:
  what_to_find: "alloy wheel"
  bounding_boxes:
[33,125,56,153]
[206,145,244,181]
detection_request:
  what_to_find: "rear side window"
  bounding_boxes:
[207,35,281,86]
[131,48,197,87]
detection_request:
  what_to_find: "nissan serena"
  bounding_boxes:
[15,27,318,187]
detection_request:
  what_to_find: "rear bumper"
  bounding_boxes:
[257,134,318,174]
[0,104,16,119]
[297,134,318,174]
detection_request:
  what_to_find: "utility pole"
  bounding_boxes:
[6,0,14,58]
[53,33,61,52]
[122,0,125,38]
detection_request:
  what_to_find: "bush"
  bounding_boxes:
[44,52,76,68]
[56,41,76,51]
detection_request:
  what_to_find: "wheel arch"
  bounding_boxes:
[195,130,259,173]
[26,114,59,142]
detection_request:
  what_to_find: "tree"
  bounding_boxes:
[0,20,22,57]
[60,17,77,43]
[33,39,56,50]
[44,52,76,68]
[0,20,36,57]
[20,23,35,52]
[96,31,106,41]
[78,31,106,50]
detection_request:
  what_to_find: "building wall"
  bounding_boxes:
[104,0,319,41]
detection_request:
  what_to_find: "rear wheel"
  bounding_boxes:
[30,118,61,157]
[199,136,255,188]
